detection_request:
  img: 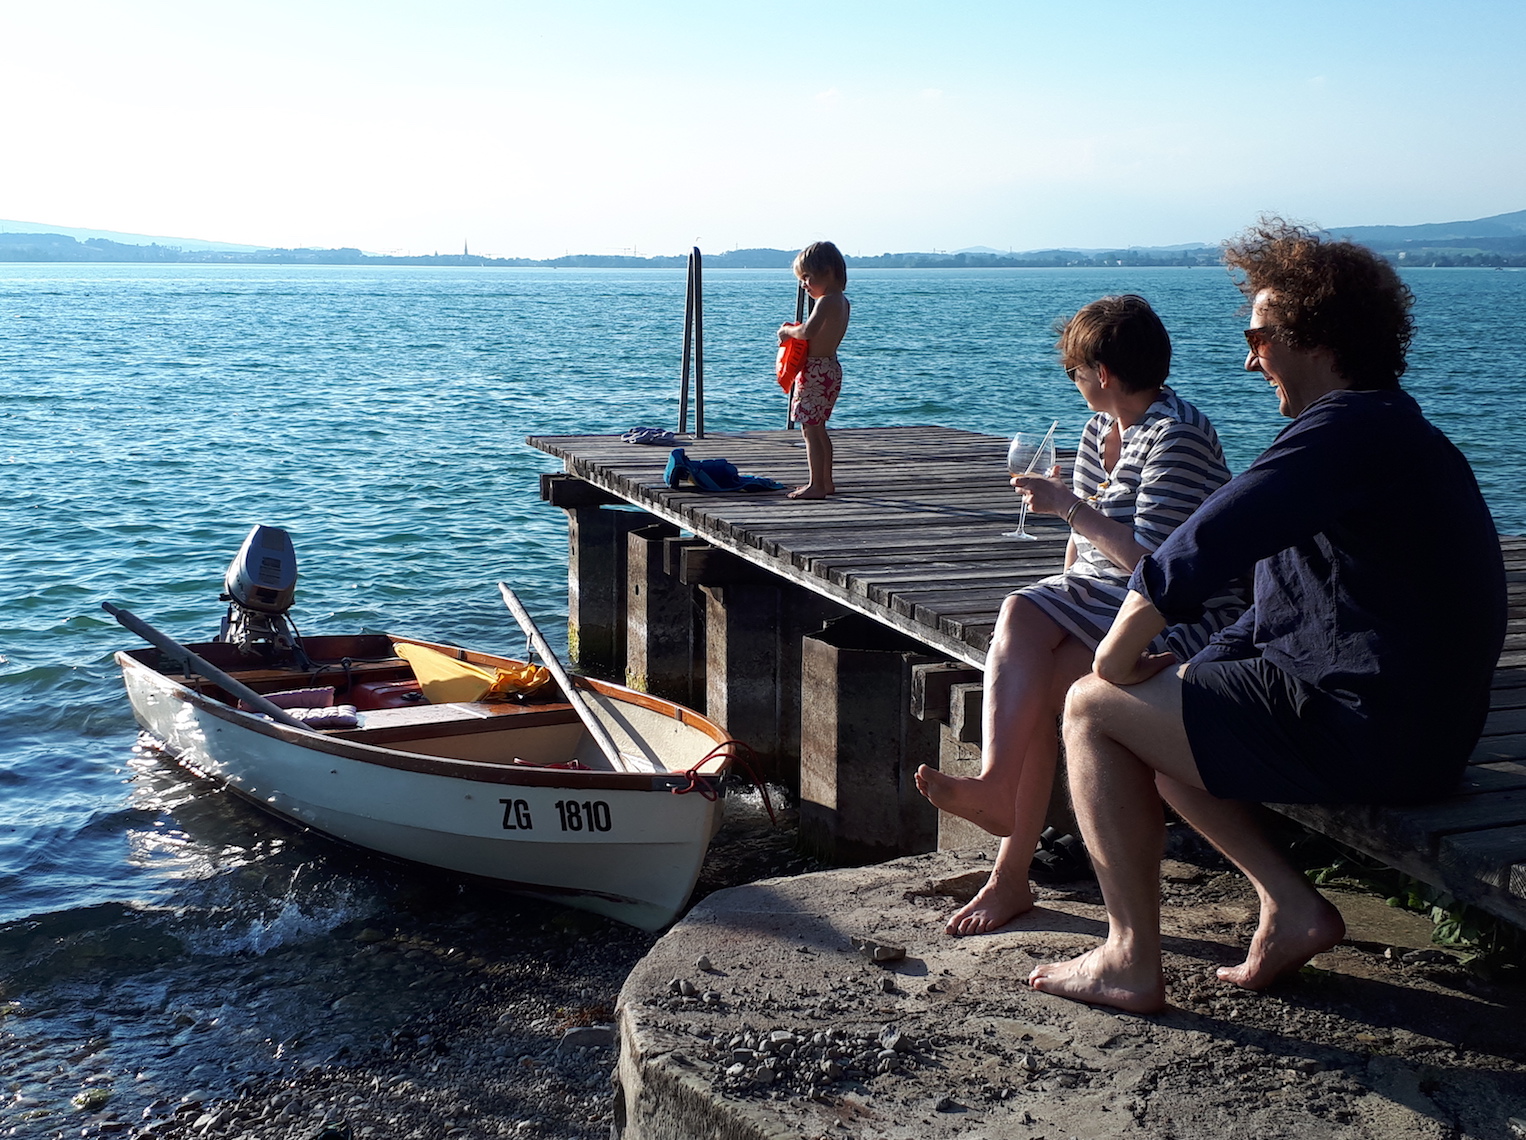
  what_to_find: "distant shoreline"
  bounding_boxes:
[5,233,1525,270]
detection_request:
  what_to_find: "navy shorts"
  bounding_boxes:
[1180,656,1468,805]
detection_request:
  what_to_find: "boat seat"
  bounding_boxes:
[327,699,580,745]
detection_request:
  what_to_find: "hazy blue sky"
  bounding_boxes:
[7,0,1524,257]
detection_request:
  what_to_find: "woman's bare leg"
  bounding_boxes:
[945,635,1093,935]
[915,597,1070,836]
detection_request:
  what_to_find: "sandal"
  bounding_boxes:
[1030,826,1091,883]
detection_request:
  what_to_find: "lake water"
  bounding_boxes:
[1,261,1520,934]
[5,262,1519,933]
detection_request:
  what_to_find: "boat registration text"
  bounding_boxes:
[499,798,614,833]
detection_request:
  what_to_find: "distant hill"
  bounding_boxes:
[1328,209,1526,243]
[1325,209,1526,262]
[0,219,264,253]
[2,210,1522,267]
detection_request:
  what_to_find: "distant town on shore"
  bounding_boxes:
[3,210,1524,269]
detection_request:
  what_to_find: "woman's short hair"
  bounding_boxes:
[1223,217,1414,390]
[794,241,847,286]
[1054,294,1172,394]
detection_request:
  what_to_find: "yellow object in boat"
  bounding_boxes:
[393,641,551,703]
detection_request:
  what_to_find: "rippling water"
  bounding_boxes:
[2,262,1520,930]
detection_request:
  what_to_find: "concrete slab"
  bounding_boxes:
[616,849,1526,1140]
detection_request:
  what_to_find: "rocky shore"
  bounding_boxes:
[0,790,815,1139]
[616,840,1526,1139]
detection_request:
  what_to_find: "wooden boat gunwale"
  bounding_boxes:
[115,634,733,794]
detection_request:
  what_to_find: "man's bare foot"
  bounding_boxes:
[913,764,1015,837]
[788,484,828,500]
[1027,945,1166,1013]
[946,868,1035,936]
[1217,891,1345,989]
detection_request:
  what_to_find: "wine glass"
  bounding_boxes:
[1004,422,1058,540]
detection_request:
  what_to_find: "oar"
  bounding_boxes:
[102,601,313,732]
[497,583,630,773]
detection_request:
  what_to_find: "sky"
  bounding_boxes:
[5,0,1525,259]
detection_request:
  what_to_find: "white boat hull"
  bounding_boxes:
[117,638,732,930]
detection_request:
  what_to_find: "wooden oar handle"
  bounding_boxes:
[497,584,628,773]
[102,602,312,732]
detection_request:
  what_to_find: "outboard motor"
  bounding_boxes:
[217,524,302,659]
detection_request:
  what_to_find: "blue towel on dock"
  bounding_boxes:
[663,448,784,493]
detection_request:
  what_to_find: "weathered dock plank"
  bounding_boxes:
[529,426,1526,929]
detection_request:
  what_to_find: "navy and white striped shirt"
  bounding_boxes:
[1024,387,1244,655]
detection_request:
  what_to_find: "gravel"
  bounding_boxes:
[0,787,813,1140]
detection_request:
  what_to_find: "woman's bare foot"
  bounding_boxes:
[788,484,828,500]
[1027,944,1166,1013]
[1217,891,1345,989]
[913,764,1015,837]
[946,868,1035,936]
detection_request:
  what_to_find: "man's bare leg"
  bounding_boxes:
[916,598,1071,836]
[1027,668,1206,1013]
[1155,777,1345,988]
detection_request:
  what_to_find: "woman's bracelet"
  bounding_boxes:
[1064,498,1084,527]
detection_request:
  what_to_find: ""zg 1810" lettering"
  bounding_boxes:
[554,800,612,832]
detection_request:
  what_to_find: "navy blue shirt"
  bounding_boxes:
[1131,389,1505,750]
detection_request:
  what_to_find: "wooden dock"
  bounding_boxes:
[528,426,1526,929]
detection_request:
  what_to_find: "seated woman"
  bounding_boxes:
[915,294,1244,935]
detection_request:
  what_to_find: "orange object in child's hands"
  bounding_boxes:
[777,326,808,391]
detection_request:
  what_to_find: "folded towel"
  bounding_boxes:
[261,705,361,729]
[622,426,676,445]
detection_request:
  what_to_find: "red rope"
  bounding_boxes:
[672,738,777,825]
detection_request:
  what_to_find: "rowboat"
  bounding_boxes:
[110,529,736,931]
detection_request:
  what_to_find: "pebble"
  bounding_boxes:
[1401,949,1454,966]
[557,1026,615,1053]
[850,936,906,963]
[695,955,714,972]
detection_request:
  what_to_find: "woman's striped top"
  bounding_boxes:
[1022,387,1246,656]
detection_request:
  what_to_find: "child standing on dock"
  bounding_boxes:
[779,241,850,499]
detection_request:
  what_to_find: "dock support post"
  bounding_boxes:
[913,671,1075,852]
[701,582,786,771]
[625,522,698,705]
[930,682,1000,854]
[566,506,650,681]
[798,617,941,863]
[686,548,847,788]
